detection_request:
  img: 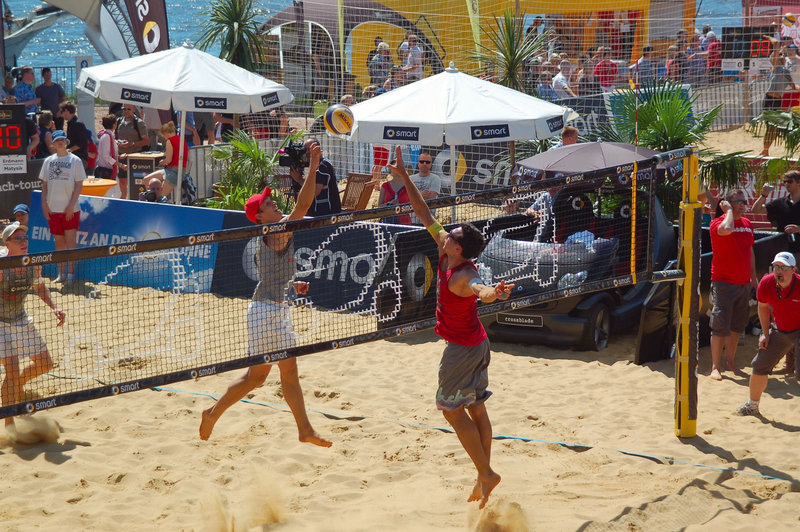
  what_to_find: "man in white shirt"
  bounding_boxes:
[39,129,85,284]
[552,60,576,99]
[402,34,424,82]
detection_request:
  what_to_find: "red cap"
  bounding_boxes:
[245,186,272,223]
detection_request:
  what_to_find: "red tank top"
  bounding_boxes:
[434,255,487,346]
[167,134,189,168]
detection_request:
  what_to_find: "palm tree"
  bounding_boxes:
[470,10,550,171]
[204,130,299,212]
[469,9,548,93]
[601,81,750,190]
[196,0,264,71]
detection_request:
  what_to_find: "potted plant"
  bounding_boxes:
[202,128,300,212]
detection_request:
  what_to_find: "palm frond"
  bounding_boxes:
[196,0,264,70]
[468,10,547,92]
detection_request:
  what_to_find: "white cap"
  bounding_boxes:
[706,31,716,39]
[772,251,797,268]
[1,221,27,244]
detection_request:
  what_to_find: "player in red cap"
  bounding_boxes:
[199,143,331,447]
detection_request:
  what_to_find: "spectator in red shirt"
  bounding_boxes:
[735,252,800,416]
[593,47,618,92]
[705,31,722,84]
[708,189,757,381]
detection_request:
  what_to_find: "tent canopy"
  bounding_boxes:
[348,64,578,146]
[77,44,294,113]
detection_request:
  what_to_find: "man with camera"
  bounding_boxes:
[752,170,800,250]
[285,138,341,216]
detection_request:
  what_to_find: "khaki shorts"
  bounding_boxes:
[751,329,800,376]
[436,338,492,410]
[710,281,751,336]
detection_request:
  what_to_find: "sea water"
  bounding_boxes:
[6,0,743,68]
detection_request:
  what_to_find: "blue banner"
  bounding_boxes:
[28,192,223,292]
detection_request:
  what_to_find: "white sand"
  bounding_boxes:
[4,122,797,531]
[1,327,799,531]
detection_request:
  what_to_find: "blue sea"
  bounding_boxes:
[7,0,743,67]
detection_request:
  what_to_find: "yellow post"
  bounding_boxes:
[675,152,700,438]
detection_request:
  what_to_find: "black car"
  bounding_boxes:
[478,184,677,351]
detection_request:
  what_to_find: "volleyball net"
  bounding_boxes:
[0,150,692,419]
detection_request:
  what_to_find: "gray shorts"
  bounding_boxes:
[751,329,800,376]
[436,338,492,410]
[193,112,215,132]
[710,281,751,336]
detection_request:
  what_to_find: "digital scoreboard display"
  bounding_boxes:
[721,26,778,71]
[0,104,27,156]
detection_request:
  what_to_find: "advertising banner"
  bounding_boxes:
[123,0,170,55]
[27,192,222,291]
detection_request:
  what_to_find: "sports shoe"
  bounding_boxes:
[53,274,65,283]
[735,402,759,416]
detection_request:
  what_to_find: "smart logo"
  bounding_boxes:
[121,88,152,104]
[546,116,564,132]
[84,77,97,91]
[383,126,419,141]
[262,92,280,107]
[470,124,510,141]
[195,97,227,109]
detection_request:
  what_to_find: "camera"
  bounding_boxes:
[278,141,308,169]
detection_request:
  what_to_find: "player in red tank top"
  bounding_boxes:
[387,147,514,510]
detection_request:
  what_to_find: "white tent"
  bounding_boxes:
[77,44,293,201]
[348,64,578,147]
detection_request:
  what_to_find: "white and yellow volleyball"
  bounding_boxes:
[323,104,355,136]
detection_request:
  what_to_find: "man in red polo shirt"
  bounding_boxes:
[593,47,618,92]
[736,252,800,416]
[708,189,757,380]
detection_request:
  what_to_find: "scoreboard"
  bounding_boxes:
[721,26,778,71]
[0,103,34,216]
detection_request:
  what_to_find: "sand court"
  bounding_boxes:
[2,325,800,531]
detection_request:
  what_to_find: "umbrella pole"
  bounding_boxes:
[175,110,187,205]
[451,144,457,223]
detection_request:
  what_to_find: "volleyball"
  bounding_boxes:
[323,104,354,135]
[784,13,796,27]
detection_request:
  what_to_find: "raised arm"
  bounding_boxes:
[387,146,436,225]
[286,144,322,221]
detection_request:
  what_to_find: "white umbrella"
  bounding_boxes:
[348,63,578,147]
[77,43,294,202]
[347,64,577,215]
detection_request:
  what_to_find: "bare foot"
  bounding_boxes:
[709,369,723,381]
[299,430,332,448]
[199,408,217,441]
[477,472,501,509]
[467,480,482,503]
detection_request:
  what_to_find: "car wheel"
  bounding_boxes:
[580,303,611,351]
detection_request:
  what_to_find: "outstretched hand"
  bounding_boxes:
[494,280,515,300]
[386,145,405,175]
[293,281,309,295]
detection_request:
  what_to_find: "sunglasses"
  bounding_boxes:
[773,264,793,271]
[7,235,28,242]
[419,160,432,164]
